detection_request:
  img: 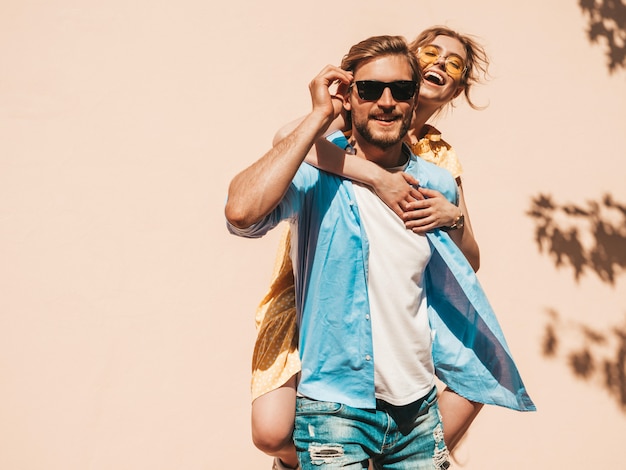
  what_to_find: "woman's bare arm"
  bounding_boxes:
[273,113,422,217]
[272,118,480,269]
[403,180,480,271]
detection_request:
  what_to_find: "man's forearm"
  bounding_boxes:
[225,111,330,229]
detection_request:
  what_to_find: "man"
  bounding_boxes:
[226,35,454,469]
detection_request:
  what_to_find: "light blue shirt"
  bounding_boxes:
[228,132,535,412]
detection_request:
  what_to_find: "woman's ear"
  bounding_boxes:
[453,84,465,99]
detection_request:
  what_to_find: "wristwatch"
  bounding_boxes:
[443,213,464,231]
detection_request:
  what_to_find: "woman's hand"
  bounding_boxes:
[377,174,480,272]
[371,172,423,218]
[401,186,462,233]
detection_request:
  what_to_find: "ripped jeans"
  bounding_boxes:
[293,386,449,470]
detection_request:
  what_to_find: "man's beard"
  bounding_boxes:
[353,112,413,149]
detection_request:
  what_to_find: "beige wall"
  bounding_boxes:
[1,1,625,468]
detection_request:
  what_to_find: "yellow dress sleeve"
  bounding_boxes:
[408,125,463,179]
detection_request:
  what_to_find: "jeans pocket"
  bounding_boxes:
[296,397,344,415]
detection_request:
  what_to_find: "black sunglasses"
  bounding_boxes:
[354,80,418,101]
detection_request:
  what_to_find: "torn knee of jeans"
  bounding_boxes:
[433,447,450,470]
[433,424,450,470]
[433,422,445,443]
[308,443,345,465]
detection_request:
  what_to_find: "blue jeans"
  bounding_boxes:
[294,386,449,469]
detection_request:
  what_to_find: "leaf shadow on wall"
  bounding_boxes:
[542,310,626,411]
[527,193,626,284]
[527,193,626,412]
[579,0,626,74]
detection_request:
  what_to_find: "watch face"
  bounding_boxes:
[456,214,465,229]
[442,213,464,231]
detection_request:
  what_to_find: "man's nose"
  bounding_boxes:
[377,86,396,106]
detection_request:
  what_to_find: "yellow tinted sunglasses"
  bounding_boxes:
[417,45,467,80]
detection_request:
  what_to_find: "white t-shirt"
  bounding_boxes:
[352,179,435,406]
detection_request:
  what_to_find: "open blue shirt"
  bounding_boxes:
[228,132,535,412]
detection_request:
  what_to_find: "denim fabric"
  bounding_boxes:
[294,387,449,469]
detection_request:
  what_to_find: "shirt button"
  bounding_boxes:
[365,314,370,320]
[365,355,371,361]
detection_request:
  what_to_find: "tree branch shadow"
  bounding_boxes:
[529,192,626,412]
[579,0,626,74]
[527,193,626,285]
[542,310,626,412]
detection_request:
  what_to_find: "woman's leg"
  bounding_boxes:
[437,387,483,451]
[252,375,299,468]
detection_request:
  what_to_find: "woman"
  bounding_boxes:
[253,26,490,470]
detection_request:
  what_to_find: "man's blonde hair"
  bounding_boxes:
[341,35,422,84]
